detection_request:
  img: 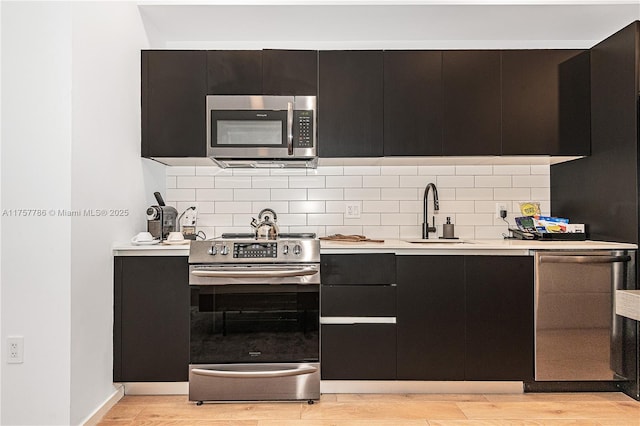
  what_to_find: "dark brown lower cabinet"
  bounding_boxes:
[321,324,397,380]
[397,255,534,381]
[465,256,534,381]
[397,256,466,380]
[114,256,189,382]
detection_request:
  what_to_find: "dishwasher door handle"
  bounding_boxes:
[538,254,631,264]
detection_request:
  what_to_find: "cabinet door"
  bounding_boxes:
[262,49,317,96]
[141,50,207,157]
[321,324,396,379]
[318,50,383,157]
[321,253,396,285]
[384,50,443,156]
[442,50,501,155]
[396,256,465,380]
[502,50,590,155]
[465,256,534,381]
[207,50,262,95]
[114,256,189,382]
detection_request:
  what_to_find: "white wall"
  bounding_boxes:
[166,163,550,240]
[1,2,158,425]
[1,3,73,424]
[69,3,154,425]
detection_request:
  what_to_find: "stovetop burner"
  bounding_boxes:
[220,232,317,239]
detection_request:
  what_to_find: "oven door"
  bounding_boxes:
[190,282,319,365]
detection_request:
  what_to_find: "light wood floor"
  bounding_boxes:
[98,392,640,425]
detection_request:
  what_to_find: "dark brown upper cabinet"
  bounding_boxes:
[502,50,590,155]
[262,49,317,95]
[141,50,207,158]
[318,50,384,157]
[207,50,262,95]
[442,50,502,155]
[383,51,443,156]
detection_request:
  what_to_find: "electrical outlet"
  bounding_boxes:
[345,202,361,219]
[182,206,198,226]
[495,203,508,219]
[7,336,23,364]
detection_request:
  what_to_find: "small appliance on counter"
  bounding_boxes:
[146,192,178,241]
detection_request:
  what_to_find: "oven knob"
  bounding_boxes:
[221,244,229,255]
[208,245,217,255]
[293,244,302,256]
[283,244,289,255]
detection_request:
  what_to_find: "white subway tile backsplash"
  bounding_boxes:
[456,165,493,175]
[271,188,307,201]
[381,165,418,176]
[381,188,417,200]
[363,200,400,213]
[437,175,474,188]
[215,201,252,214]
[494,188,531,200]
[344,166,380,176]
[166,188,195,201]
[233,189,269,201]
[344,213,381,226]
[308,213,343,226]
[166,161,553,240]
[308,189,343,201]
[418,165,455,176]
[252,201,289,214]
[251,177,289,189]
[289,176,326,188]
[475,176,511,188]
[196,189,233,201]
[326,176,362,188]
[345,188,380,200]
[456,188,494,200]
[177,176,215,189]
[166,176,177,189]
[290,201,326,214]
[513,175,549,188]
[381,213,418,226]
[363,176,400,188]
[530,165,550,175]
[493,165,531,175]
[215,176,252,188]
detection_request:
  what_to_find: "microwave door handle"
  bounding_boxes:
[287,101,294,155]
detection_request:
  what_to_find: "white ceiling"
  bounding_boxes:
[138,1,640,49]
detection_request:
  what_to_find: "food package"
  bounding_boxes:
[519,202,541,217]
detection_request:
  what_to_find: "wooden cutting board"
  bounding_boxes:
[319,234,384,243]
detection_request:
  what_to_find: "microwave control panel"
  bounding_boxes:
[293,110,314,148]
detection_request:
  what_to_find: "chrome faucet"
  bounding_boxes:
[422,182,440,239]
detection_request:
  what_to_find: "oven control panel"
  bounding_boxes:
[233,242,278,258]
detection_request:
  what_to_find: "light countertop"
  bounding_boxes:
[113,239,637,257]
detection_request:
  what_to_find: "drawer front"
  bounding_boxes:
[321,254,396,285]
[321,285,396,317]
[321,323,396,380]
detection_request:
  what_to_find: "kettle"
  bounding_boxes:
[250,208,279,240]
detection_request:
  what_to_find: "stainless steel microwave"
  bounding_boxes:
[206,95,317,168]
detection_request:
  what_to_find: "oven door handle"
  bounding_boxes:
[191,265,319,279]
[191,365,318,379]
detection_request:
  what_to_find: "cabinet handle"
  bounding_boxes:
[539,255,631,264]
[192,365,317,378]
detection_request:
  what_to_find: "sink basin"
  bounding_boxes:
[404,238,467,244]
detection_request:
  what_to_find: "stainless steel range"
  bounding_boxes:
[188,234,320,404]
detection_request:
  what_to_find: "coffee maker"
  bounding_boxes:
[147,192,178,240]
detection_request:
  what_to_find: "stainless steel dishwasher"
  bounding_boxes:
[534,250,635,381]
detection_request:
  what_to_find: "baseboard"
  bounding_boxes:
[81,384,125,426]
[123,382,189,395]
[320,380,524,394]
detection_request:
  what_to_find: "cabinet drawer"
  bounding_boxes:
[321,324,396,380]
[321,254,396,285]
[321,285,396,317]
